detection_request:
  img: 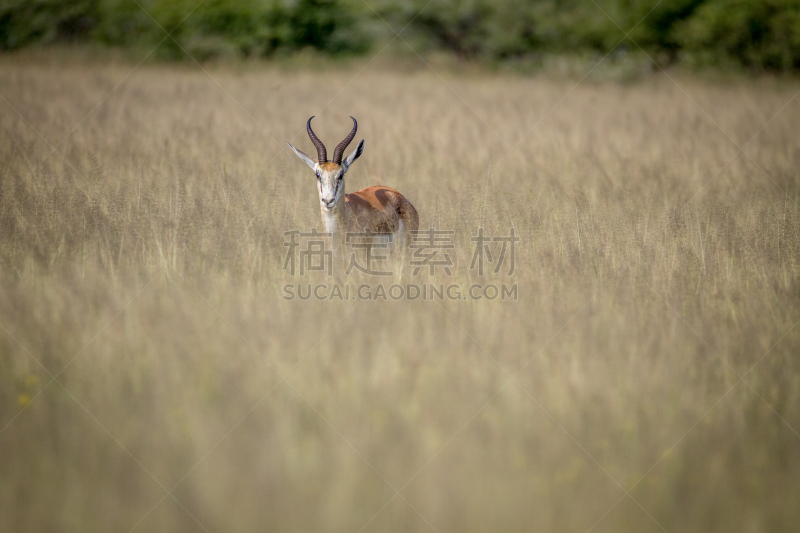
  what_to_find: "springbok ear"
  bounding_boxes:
[342,139,365,173]
[286,142,317,170]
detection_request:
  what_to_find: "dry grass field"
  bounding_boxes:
[1,52,799,532]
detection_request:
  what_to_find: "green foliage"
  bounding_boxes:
[1,0,800,71]
[675,0,800,71]
[0,0,99,49]
[0,0,369,58]
[373,0,800,71]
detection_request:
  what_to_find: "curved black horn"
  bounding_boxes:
[306,116,327,163]
[332,116,357,165]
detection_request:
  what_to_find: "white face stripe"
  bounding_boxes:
[317,166,345,210]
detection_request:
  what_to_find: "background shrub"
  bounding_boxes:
[1,0,799,72]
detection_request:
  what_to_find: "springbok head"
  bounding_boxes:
[287,116,365,211]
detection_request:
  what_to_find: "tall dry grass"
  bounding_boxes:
[1,53,799,532]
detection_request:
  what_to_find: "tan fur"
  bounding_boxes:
[344,185,419,234]
[319,162,341,173]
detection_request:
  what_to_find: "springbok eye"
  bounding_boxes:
[315,171,320,179]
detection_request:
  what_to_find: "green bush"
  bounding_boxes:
[0,0,99,50]
[675,0,800,71]
[1,0,799,72]
[0,0,369,58]
[370,0,705,60]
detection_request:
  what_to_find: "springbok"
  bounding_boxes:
[287,116,419,251]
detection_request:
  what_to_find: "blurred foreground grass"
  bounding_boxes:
[1,54,799,532]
